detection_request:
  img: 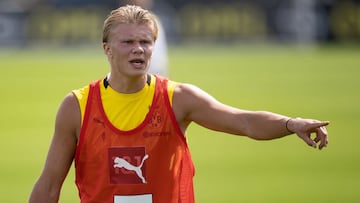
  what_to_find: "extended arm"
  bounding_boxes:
[29,93,80,203]
[173,84,329,149]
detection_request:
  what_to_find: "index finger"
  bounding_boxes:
[310,121,330,130]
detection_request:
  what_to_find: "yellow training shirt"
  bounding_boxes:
[72,74,178,131]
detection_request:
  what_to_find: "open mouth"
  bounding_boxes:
[129,59,145,66]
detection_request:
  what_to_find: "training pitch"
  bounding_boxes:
[0,44,359,202]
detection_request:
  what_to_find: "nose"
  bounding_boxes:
[132,42,144,54]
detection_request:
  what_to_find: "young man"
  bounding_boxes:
[29,5,329,203]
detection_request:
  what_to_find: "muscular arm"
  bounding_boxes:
[29,93,80,203]
[173,84,329,149]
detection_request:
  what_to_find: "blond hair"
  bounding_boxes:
[102,5,158,43]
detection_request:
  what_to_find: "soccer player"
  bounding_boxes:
[29,5,329,203]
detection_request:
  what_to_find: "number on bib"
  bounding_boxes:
[114,194,152,203]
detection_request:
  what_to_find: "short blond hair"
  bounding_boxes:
[102,5,158,43]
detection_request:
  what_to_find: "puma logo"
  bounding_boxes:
[113,154,149,184]
[93,118,105,127]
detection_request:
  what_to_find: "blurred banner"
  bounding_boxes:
[0,0,359,46]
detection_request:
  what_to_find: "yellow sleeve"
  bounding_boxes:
[167,80,178,106]
[72,85,90,124]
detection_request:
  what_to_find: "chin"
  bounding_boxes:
[129,70,148,77]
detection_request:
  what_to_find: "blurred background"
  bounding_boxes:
[1,0,359,46]
[0,0,359,203]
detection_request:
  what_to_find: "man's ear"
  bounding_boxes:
[103,42,112,57]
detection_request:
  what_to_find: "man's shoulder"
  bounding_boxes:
[72,84,91,103]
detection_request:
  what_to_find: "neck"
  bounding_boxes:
[106,73,148,94]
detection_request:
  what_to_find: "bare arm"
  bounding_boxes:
[29,93,80,203]
[173,84,329,149]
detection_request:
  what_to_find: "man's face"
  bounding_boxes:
[104,23,155,77]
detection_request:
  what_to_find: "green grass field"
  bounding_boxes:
[0,44,359,202]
